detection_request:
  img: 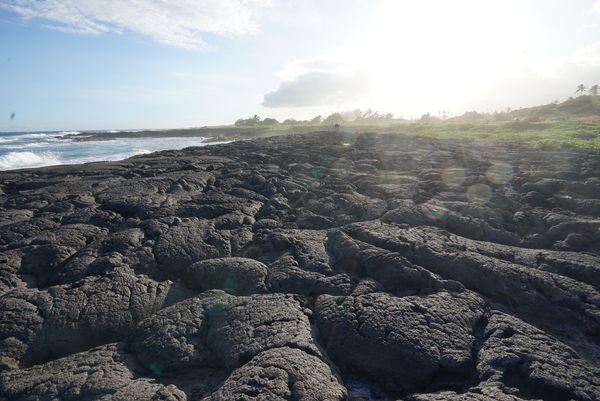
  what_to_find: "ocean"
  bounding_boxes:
[0,131,228,171]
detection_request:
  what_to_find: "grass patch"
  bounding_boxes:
[348,121,600,153]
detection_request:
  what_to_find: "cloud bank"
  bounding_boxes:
[263,70,371,108]
[1,0,267,50]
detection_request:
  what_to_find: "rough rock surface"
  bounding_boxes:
[0,131,599,400]
[315,290,485,394]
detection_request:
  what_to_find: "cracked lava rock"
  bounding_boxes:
[0,131,599,400]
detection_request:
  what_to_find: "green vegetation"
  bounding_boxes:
[91,95,600,153]
[377,120,600,153]
[235,96,600,128]
[228,96,600,153]
[233,109,396,128]
[234,114,324,127]
[226,120,600,153]
[444,95,600,123]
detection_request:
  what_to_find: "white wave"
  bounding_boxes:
[0,138,229,170]
[58,131,81,135]
[0,151,62,170]
[19,133,54,138]
[69,149,153,164]
[0,136,65,149]
[2,142,47,149]
[104,149,152,161]
[12,132,70,140]
[100,148,152,161]
[0,137,20,144]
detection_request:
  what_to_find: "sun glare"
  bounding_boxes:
[346,0,536,115]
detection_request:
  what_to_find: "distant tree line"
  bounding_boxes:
[576,84,599,96]
[234,109,396,127]
[234,114,322,127]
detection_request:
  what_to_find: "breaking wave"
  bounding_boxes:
[69,149,152,164]
[0,151,62,170]
[0,133,226,171]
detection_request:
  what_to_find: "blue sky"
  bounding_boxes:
[2,0,600,131]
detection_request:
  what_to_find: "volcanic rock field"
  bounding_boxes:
[0,131,599,400]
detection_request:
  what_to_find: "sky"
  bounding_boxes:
[1,0,600,131]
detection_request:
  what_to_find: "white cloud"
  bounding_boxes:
[460,41,600,113]
[564,41,600,70]
[276,57,356,81]
[264,55,373,108]
[262,71,371,108]
[593,1,600,13]
[0,0,268,50]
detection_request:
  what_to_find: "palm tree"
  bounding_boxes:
[589,84,599,96]
[576,84,587,96]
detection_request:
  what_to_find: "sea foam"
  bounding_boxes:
[0,151,62,170]
[0,133,227,171]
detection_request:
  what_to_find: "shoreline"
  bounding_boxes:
[58,125,322,142]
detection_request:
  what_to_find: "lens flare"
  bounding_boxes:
[148,363,162,375]
[441,167,467,187]
[485,162,513,185]
[420,201,448,222]
[311,160,333,179]
[223,277,238,294]
[466,184,493,204]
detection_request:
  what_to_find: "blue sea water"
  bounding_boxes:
[0,131,229,171]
